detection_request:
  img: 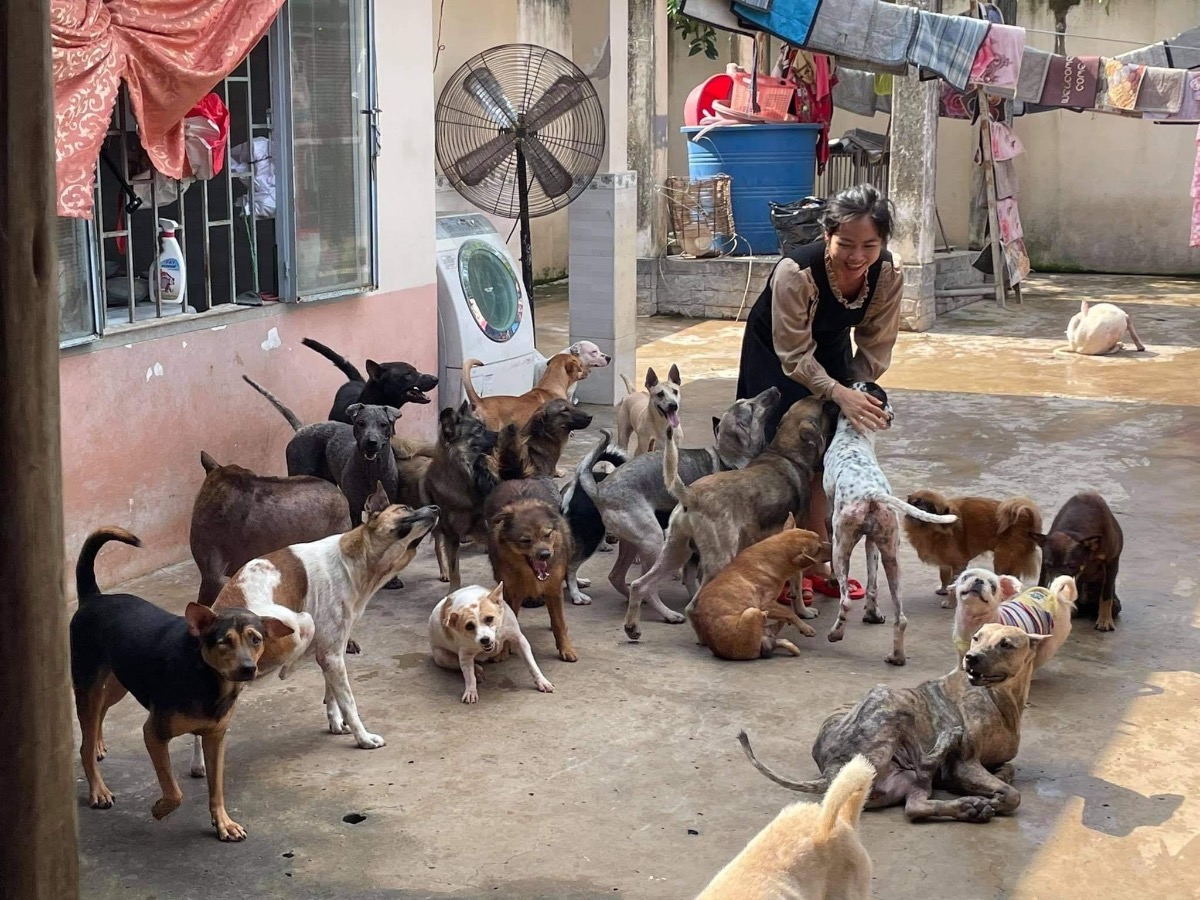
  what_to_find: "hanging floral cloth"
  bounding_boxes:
[51,0,285,218]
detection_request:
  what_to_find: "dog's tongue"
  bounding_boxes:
[666,411,680,429]
[531,559,550,581]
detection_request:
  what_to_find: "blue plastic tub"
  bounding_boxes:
[682,123,822,256]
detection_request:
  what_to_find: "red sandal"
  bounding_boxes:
[810,574,865,600]
[777,578,815,607]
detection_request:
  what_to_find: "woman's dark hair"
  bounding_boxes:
[820,184,894,243]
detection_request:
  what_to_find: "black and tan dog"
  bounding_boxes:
[71,527,292,842]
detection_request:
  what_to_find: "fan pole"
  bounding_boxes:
[515,143,536,328]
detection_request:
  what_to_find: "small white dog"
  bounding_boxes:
[615,365,682,455]
[696,754,875,900]
[1061,300,1146,355]
[951,568,1077,669]
[823,383,958,666]
[429,584,554,704]
[532,341,611,403]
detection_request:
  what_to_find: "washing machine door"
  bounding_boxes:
[457,239,524,343]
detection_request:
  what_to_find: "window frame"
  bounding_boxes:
[57,0,380,349]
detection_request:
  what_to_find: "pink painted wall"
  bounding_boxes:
[59,283,437,595]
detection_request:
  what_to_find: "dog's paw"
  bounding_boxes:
[89,786,115,809]
[936,587,949,597]
[797,623,817,638]
[356,732,387,749]
[827,629,844,643]
[461,689,479,704]
[327,716,351,735]
[598,541,614,553]
[214,814,248,842]
[345,639,362,655]
[885,653,906,667]
[522,597,546,609]
[383,576,404,590]
[624,622,642,642]
[1095,620,1116,633]
[536,678,555,693]
[151,795,182,820]
[863,610,886,625]
[662,610,686,625]
[559,645,579,663]
[438,574,450,583]
[571,593,592,606]
[799,605,819,619]
[956,797,996,823]
[190,762,207,779]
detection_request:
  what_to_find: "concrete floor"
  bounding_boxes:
[77,274,1200,898]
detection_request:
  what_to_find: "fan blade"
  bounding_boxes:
[454,132,518,186]
[522,135,573,199]
[523,74,591,133]
[463,68,519,128]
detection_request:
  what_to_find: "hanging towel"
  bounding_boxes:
[732,0,822,48]
[1098,58,1146,111]
[969,24,1025,95]
[990,121,1024,161]
[1004,238,1031,285]
[677,0,754,36]
[996,197,1023,243]
[832,67,880,116]
[1038,55,1100,109]
[909,11,991,92]
[1134,67,1186,115]
[1116,42,1170,69]
[1166,27,1200,72]
[874,73,893,96]
[807,0,917,75]
[994,159,1019,200]
[1166,73,1200,123]
[1015,47,1052,103]
[1191,125,1200,248]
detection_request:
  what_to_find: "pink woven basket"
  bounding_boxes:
[729,72,794,121]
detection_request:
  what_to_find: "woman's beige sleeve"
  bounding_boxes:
[849,262,903,383]
[770,259,840,400]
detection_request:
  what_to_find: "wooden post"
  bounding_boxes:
[975,89,1008,310]
[0,2,81,898]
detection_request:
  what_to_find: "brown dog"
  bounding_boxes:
[463,353,587,431]
[513,398,593,477]
[485,476,576,662]
[903,490,1043,604]
[189,452,351,607]
[1036,491,1124,632]
[689,516,832,660]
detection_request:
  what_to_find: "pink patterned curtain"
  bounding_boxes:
[52,0,285,217]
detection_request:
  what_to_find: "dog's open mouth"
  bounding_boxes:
[965,667,1007,686]
[363,450,378,461]
[663,409,680,429]
[528,558,551,581]
[406,388,432,404]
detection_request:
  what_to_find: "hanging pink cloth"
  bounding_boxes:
[1190,125,1200,248]
[52,0,285,217]
[969,24,1025,95]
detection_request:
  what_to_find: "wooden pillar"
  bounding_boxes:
[0,2,80,898]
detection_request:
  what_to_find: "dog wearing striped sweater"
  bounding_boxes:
[951,568,1077,670]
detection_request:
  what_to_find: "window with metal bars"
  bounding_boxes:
[57,0,379,348]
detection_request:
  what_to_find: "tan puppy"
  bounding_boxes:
[689,516,832,660]
[697,755,875,900]
[428,584,554,703]
[904,489,1043,603]
[615,365,682,455]
[463,353,587,431]
[951,568,1077,669]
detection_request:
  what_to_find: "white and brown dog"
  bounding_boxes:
[1059,300,1146,355]
[532,340,611,403]
[951,567,1077,669]
[615,365,682,456]
[193,484,438,771]
[428,583,554,704]
[823,383,958,666]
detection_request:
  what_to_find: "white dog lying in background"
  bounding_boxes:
[1061,300,1146,355]
[532,340,611,403]
[951,568,1077,669]
[429,584,554,704]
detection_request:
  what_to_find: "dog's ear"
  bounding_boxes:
[488,583,505,604]
[366,360,383,380]
[1030,532,1047,548]
[363,482,390,522]
[261,617,295,639]
[384,406,402,424]
[347,403,364,421]
[997,575,1023,601]
[200,451,220,473]
[184,602,217,638]
[668,364,681,386]
[1080,300,1090,315]
[644,367,659,390]
[491,510,514,530]
[783,511,796,530]
[570,356,588,380]
[447,611,460,629]
[711,416,720,438]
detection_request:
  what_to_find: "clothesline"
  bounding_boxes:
[1018,26,1200,52]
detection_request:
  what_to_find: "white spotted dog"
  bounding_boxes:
[532,340,612,403]
[823,383,958,666]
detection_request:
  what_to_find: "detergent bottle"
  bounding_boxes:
[157,219,186,304]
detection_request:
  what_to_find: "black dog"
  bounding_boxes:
[302,337,438,423]
[1036,491,1125,632]
[71,527,291,841]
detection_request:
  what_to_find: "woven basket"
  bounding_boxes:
[665,175,734,259]
[729,72,795,122]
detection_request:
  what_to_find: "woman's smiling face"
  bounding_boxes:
[826,215,884,281]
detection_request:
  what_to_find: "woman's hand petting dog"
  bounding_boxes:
[832,384,890,433]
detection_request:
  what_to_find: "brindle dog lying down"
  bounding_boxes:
[739,624,1047,823]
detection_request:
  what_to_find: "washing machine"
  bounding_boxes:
[435,212,536,408]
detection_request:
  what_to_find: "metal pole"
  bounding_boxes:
[515,142,536,328]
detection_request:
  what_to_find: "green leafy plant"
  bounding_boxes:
[667,0,720,60]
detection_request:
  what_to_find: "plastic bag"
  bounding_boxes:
[769,196,826,255]
[184,93,230,181]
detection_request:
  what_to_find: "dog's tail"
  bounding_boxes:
[663,427,691,507]
[574,431,627,503]
[494,424,534,481]
[883,495,958,524]
[619,374,637,396]
[200,451,220,473]
[817,755,875,839]
[737,730,828,794]
[301,337,363,382]
[242,375,303,431]
[76,527,142,600]
[1044,575,1079,618]
[997,497,1042,536]
[461,358,487,409]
